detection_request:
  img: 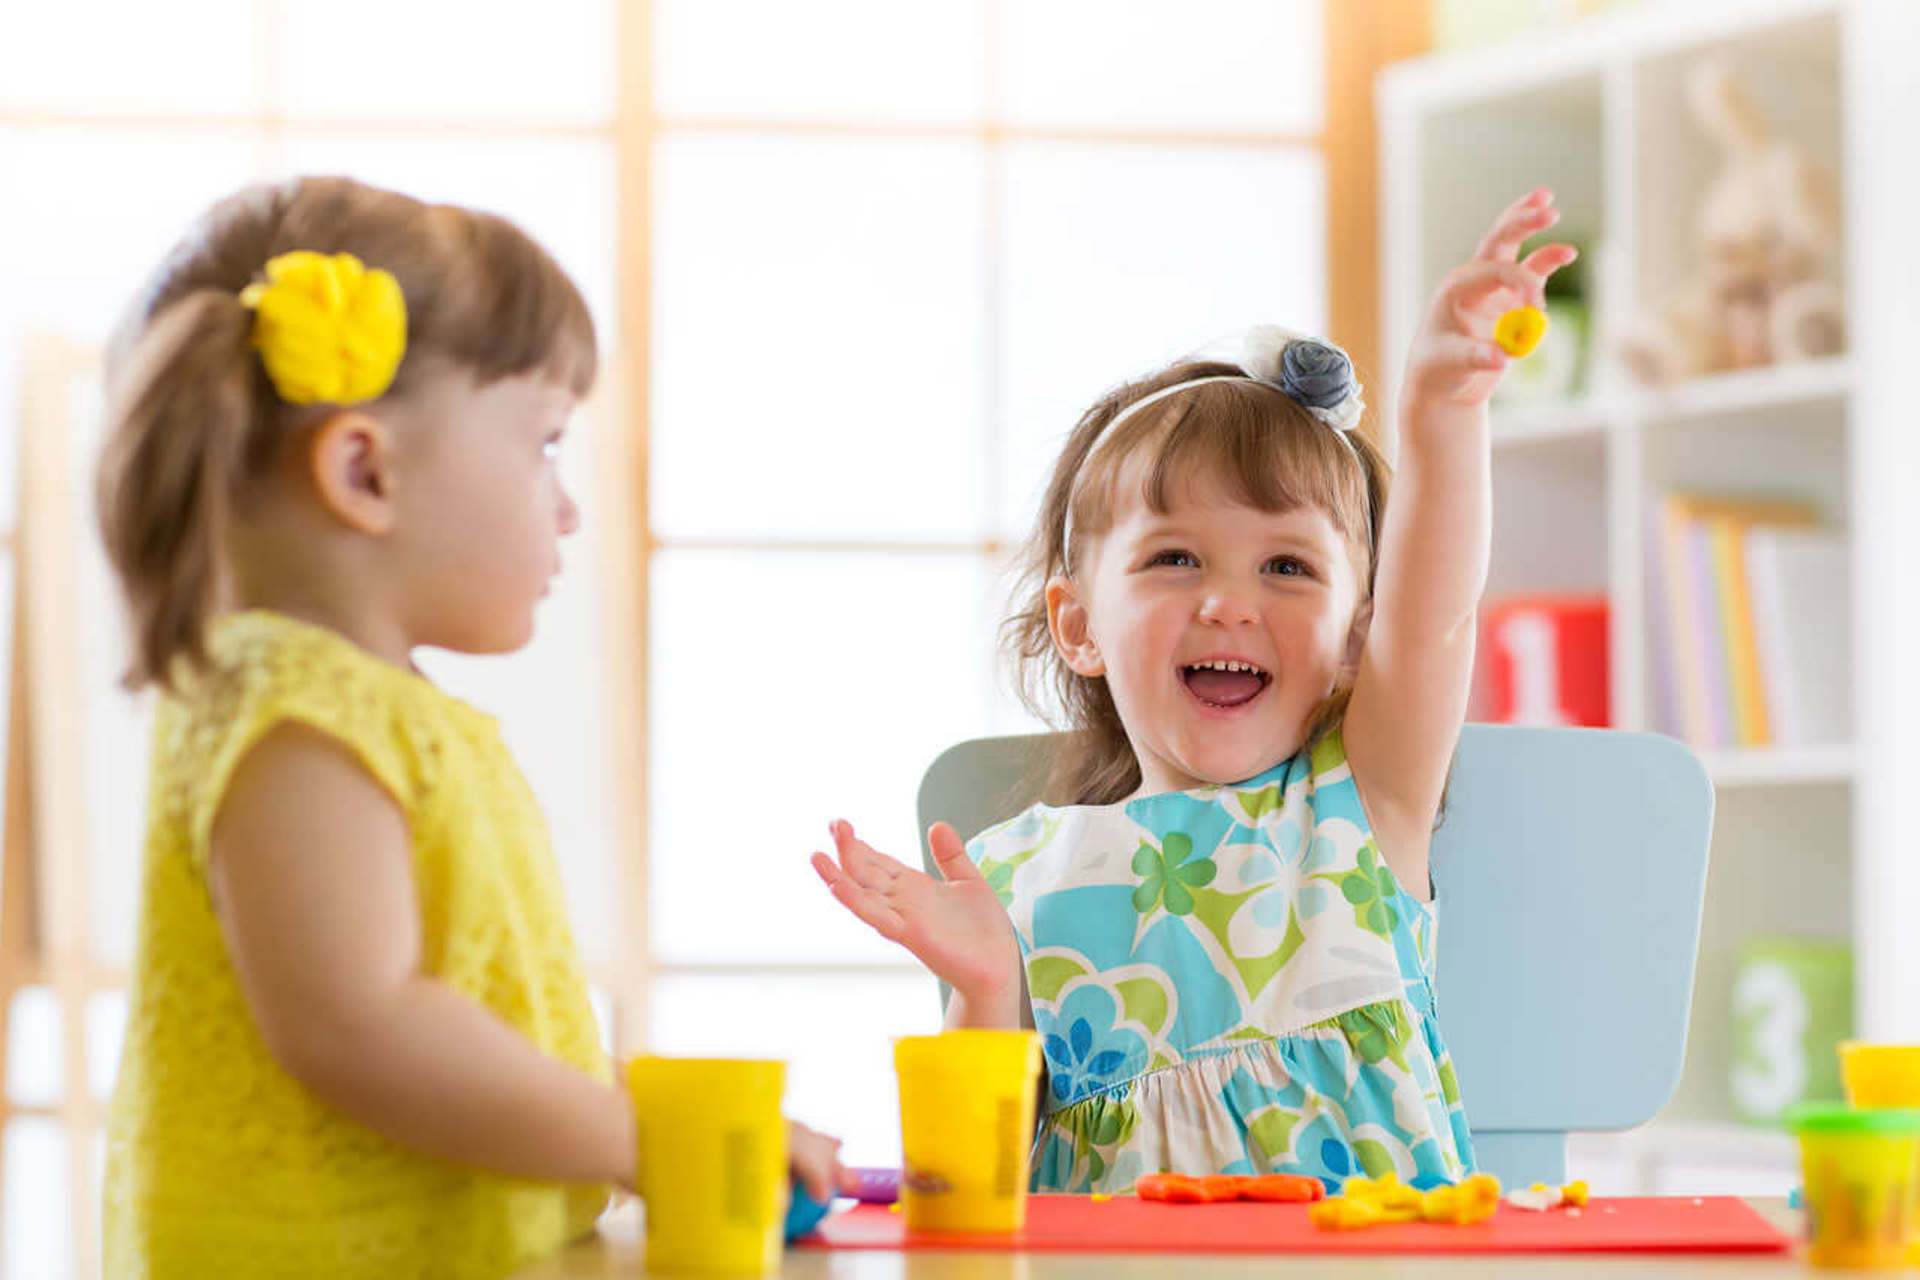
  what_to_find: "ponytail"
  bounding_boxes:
[97,290,270,690]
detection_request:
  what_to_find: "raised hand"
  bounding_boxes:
[810,819,1021,1003]
[1404,187,1580,410]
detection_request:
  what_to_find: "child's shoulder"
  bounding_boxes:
[163,611,492,821]
[197,610,481,731]
[965,803,1058,864]
[964,797,1136,884]
[206,609,395,685]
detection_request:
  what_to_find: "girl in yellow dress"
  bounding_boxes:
[96,176,849,1279]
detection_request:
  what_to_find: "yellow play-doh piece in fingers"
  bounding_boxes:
[1493,305,1549,358]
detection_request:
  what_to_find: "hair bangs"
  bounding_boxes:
[1070,377,1374,578]
[431,211,599,398]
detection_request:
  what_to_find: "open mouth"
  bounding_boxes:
[1180,659,1272,709]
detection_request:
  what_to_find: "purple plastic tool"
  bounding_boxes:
[849,1166,900,1204]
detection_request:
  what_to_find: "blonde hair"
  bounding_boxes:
[1003,360,1392,806]
[97,176,597,691]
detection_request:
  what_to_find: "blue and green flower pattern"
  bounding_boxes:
[968,728,1475,1194]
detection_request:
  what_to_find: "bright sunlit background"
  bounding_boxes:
[0,1,1332,1272]
[13,1,1913,1275]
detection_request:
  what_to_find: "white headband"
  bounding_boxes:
[1062,325,1368,559]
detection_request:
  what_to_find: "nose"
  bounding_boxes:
[1195,578,1259,627]
[557,482,581,537]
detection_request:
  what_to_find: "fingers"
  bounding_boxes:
[927,821,982,884]
[809,849,846,888]
[809,849,907,942]
[835,1160,863,1198]
[1444,260,1548,321]
[829,819,909,892]
[1410,332,1508,393]
[1520,242,1580,279]
[1473,187,1559,263]
[786,1119,843,1203]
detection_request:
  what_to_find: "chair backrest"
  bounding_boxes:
[917,723,1715,1188]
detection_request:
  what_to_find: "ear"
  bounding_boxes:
[1045,575,1105,678]
[1340,596,1374,681]
[307,410,398,537]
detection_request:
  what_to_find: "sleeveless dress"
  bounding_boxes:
[103,610,611,1280]
[967,728,1475,1194]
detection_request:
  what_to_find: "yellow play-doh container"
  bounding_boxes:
[894,1030,1041,1234]
[628,1057,787,1275]
[1838,1044,1920,1264]
[1788,1103,1920,1271]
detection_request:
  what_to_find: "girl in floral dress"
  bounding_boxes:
[814,190,1576,1194]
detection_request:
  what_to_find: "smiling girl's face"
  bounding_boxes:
[1051,465,1366,798]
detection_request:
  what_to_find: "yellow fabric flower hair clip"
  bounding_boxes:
[238,251,407,405]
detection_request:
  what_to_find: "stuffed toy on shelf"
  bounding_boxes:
[1618,58,1846,385]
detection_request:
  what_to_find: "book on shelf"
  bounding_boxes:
[1651,493,1846,751]
[1711,516,1770,746]
[1685,520,1732,746]
[1480,593,1609,728]
[1746,527,1851,748]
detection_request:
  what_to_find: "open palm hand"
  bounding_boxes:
[810,819,1021,1002]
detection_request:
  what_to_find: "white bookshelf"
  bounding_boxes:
[1380,0,1920,1193]
[1702,743,1856,789]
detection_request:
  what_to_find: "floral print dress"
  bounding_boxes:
[967,727,1475,1195]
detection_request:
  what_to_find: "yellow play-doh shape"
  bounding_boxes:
[1310,1197,1386,1230]
[1313,1171,1504,1231]
[1493,305,1549,359]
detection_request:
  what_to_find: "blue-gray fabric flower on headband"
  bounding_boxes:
[1282,341,1352,409]
[1239,324,1365,433]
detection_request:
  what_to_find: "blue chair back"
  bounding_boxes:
[917,723,1714,1187]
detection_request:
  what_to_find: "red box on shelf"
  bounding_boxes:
[1481,594,1610,728]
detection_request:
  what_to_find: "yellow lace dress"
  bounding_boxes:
[102,611,612,1280]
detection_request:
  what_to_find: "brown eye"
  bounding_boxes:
[1265,556,1310,577]
[1147,549,1198,569]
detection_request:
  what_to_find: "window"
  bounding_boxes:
[0,1,1329,1270]
[645,0,1326,1168]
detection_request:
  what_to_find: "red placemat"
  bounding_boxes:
[800,1195,1795,1255]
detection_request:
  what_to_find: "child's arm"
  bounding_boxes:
[812,819,1026,1030]
[1345,188,1578,890]
[209,723,636,1186]
[946,966,1035,1033]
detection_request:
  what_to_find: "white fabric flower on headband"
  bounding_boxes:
[1240,324,1365,434]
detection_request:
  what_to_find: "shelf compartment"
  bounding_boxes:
[1492,398,1610,447]
[1630,7,1846,382]
[1702,742,1856,787]
[1631,357,1851,425]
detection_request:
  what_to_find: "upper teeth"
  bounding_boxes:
[1191,660,1260,673]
